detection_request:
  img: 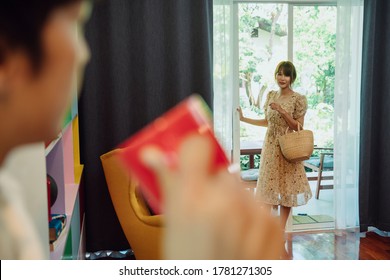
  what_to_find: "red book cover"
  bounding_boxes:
[117,95,230,214]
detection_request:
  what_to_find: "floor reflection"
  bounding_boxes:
[285,229,368,260]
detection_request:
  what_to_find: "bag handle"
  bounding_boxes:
[284,122,303,134]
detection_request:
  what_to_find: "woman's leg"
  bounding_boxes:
[279,206,292,259]
[280,206,291,230]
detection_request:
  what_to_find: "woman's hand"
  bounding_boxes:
[141,135,284,260]
[236,107,244,121]
[270,102,303,131]
[269,102,286,114]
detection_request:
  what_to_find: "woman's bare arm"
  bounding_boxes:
[237,107,268,127]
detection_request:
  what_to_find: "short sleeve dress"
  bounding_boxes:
[256,91,312,207]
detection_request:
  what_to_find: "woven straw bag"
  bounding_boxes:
[278,123,314,162]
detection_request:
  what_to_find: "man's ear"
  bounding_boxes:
[0,51,34,104]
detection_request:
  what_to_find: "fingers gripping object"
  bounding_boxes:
[116,95,230,214]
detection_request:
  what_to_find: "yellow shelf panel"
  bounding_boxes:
[74,164,84,185]
[72,116,81,167]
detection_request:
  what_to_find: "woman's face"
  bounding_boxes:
[276,69,291,90]
[2,1,91,144]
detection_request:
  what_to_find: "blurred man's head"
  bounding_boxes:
[0,0,91,157]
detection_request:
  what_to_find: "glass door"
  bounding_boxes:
[235,1,337,231]
[291,4,336,231]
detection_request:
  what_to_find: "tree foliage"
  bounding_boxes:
[239,4,336,148]
[293,6,336,106]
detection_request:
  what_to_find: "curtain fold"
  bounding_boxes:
[333,0,363,230]
[359,0,390,232]
[79,0,213,252]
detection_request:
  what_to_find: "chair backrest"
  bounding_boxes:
[100,148,163,259]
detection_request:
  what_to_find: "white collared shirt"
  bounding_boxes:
[0,169,45,259]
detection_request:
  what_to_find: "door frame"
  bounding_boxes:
[232,0,337,232]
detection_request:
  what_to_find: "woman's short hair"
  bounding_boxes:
[274,61,297,84]
[0,0,83,69]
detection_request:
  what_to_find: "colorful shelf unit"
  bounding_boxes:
[46,99,85,260]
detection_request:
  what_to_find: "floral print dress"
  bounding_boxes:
[256,91,312,207]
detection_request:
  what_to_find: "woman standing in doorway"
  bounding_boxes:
[237,61,312,233]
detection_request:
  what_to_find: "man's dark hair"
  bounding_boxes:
[0,0,82,69]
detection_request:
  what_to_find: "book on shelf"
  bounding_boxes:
[49,214,67,251]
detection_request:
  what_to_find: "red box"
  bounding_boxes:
[117,95,229,214]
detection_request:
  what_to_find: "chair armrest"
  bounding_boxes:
[303,161,319,171]
[319,152,334,170]
[129,182,164,227]
[304,151,333,170]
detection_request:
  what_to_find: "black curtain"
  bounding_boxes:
[359,0,390,232]
[79,0,213,252]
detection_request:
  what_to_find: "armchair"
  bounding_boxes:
[100,149,164,260]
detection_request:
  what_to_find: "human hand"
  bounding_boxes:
[236,107,244,121]
[141,134,284,260]
[269,102,285,114]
